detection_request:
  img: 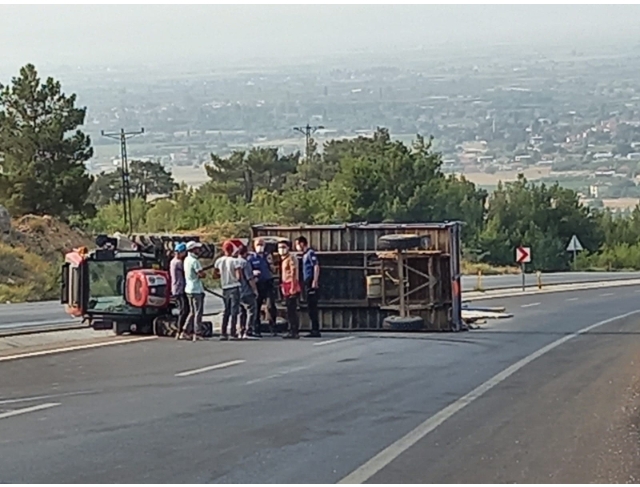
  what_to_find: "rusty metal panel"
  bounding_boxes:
[273,301,454,332]
[292,306,453,332]
[315,254,368,302]
[251,222,462,254]
[252,222,463,332]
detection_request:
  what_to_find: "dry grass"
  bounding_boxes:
[169,166,210,188]
[458,167,552,186]
[461,261,520,276]
[0,243,58,303]
[0,215,93,303]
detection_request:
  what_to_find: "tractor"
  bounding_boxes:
[60,233,216,336]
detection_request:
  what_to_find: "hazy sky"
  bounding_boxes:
[2,5,640,72]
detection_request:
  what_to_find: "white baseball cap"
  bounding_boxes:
[186,241,203,251]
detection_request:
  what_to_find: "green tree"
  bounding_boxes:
[129,160,177,200]
[204,147,298,203]
[479,175,600,270]
[88,160,177,206]
[0,64,94,218]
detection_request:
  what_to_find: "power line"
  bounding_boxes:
[293,124,324,163]
[101,127,144,234]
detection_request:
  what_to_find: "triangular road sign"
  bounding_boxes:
[566,235,583,252]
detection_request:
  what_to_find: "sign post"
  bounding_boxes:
[566,235,584,270]
[515,246,531,291]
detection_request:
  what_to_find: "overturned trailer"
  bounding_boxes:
[251,222,464,332]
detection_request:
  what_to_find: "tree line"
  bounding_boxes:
[2,64,640,272]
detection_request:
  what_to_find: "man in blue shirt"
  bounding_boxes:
[295,236,321,338]
[248,238,278,337]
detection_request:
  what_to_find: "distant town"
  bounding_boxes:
[58,42,640,212]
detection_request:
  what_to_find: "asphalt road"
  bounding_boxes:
[1,286,640,482]
[1,271,640,330]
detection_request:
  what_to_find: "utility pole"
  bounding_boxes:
[293,124,324,163]
[101,128,145,234]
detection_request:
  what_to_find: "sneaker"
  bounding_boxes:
[220,335,229,341]
[282,333,300,340]
[304,332,322,338]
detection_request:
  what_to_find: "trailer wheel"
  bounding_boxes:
[382,315,425,331]
[377,234,424,251]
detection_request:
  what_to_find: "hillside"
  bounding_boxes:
[0,211,92,303]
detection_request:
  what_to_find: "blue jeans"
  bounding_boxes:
[239,293,258,335]
[222,287,240,336]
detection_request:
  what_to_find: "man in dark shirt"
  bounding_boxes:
[248,238,278,337]
[295,236,321,338]
[236,244,259,340]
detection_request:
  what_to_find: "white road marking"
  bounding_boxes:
[245,365,311,385]
[565,297,579,302]
[0,391,94,405]
[0,403,60,421]
[175,360,245,377]
[0,336,157,363]
[600,292,614,297]
[338,309,640,484]
[520,302,540,308]
[314,336,356,347]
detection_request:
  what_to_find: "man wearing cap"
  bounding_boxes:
[248,237,278,337]
[184,241,206,341]
[214,240,243,340]
[171,243,190,340]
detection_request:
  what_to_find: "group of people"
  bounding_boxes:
[169,236,321,341]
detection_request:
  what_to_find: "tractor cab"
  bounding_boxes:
[61,233,215,335]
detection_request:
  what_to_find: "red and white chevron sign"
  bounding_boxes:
[515,246,531,264]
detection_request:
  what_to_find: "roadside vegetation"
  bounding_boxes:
[3,65,640,301]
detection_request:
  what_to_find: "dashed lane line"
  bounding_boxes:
[600,292,614,297]
[0,336,157,363]
[0,391,95,406]
[175,359,245,377]
[314,336,356,347]
[0,403,60,421]
[565,297,579,302]
[338,309,640,484]
[520,302,540,308]
[245,365,312,385]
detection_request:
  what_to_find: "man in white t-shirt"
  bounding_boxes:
[214,241,243,340]
[184,241,206,341]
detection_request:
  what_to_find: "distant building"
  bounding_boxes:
[594,152,613,160]
[515,155,532,163]
[627,152,640,160]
